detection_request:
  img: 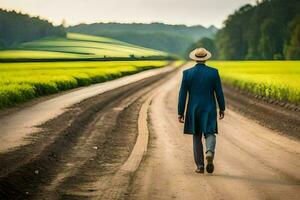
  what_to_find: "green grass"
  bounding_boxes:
[0,60,169,109]
[0,33,170,60]
[0,50,86,59]
[208,61,300,105]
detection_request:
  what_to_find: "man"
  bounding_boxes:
[178,48,225,174]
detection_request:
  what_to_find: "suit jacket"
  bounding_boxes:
[178,63,225,134]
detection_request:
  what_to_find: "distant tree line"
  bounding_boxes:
[67,22,218,57]
[86,30,194,56]
[0,9,65,49]
[214,0,300,60]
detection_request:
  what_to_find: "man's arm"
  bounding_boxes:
[178,71,188,123]
[215,70,225,119]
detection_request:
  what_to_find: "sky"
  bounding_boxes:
[0,0,256,28]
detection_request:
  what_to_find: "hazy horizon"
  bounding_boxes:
[0,0,256,28]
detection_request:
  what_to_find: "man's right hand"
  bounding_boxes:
[178,115,184,123]
[219,110,225,119]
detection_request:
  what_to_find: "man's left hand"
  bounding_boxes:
[219,110,225,119]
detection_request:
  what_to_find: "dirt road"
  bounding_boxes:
[0,63,299,200]
[0,65,176,199]
[129,67,300,200]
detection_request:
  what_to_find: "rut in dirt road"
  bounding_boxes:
[0,68,177,200]
[129,67,300,200]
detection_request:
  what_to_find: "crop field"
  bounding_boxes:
[0,33,170,60]
[208,61,300,105]
[0,60,176,109]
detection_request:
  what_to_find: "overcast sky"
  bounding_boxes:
[0,0,256,28]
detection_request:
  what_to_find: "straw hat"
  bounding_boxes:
[189,48,212,61]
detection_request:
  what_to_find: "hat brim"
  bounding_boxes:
[189,49,212,61]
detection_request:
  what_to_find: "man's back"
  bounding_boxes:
[178,62,225,135]
[182,63,221,112]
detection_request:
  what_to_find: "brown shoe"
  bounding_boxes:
[195,167,204,173]
[206,151,214,174]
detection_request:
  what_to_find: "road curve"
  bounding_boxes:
[129,66,300,200]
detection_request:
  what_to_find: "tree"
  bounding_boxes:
[0,9,66,48]
[215,4,253,60]
[186,37,217,59]
[258,19,281,59]
[215,0,300,60]
[284,15,300,59]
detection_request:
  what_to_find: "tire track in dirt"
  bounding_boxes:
[0,67,178,200]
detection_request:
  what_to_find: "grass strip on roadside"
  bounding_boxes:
[0,60,169,109]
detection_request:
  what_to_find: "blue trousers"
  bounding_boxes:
[193,133,216,168]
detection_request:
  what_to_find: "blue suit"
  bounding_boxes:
[178,63,225,135]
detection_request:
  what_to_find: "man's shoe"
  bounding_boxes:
[206,151,214,174]
[195,166,204,173]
